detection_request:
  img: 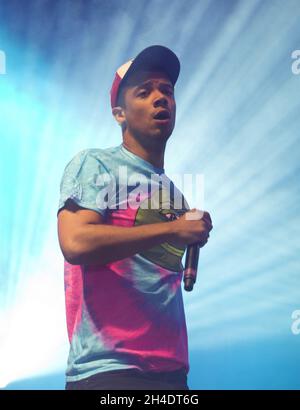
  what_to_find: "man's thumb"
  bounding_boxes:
[185,208,204,220]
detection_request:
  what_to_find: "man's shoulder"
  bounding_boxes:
[87,145,121,159]
[70,145,122,166]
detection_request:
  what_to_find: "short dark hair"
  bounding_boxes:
[115,83,128,133]
[116,83,128,108]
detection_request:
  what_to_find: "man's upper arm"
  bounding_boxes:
[57,150,113,261]
[57,199,105,261]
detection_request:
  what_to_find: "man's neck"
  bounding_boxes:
[122,134,166,169]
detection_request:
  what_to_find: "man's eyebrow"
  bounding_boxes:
[135,80,174,89]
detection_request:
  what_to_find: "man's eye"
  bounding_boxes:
[165,89,174,96]
[138,90,148,97]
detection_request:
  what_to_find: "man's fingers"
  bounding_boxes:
[205,221,213,232]
[202,211,212,224]
[201,211,213,231]
[185,209,213,231]
[185,209,204,220]
[198,237,208,248]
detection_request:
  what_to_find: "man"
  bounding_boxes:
[57,45,213,390]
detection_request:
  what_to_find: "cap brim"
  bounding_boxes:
[122,45,180,87]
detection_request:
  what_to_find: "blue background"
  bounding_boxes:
[1,0,300,390]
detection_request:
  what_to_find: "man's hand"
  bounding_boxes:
[170,208,213,248]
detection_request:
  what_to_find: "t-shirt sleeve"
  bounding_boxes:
[58,150,114,217]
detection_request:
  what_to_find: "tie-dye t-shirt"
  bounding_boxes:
[58,143,190,382]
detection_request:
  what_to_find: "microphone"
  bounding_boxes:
[183,243,200,292]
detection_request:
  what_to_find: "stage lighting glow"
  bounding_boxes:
[0,245,68,388]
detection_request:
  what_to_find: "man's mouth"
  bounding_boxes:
[153,109,171,121]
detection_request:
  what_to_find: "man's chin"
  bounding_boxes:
[151,126,174,140]
[133,127,174,147]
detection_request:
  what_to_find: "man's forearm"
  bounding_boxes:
[68,221,176,265]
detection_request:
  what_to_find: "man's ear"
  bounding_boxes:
[112,106,126,128]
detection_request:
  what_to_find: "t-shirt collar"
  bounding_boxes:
[120,143,165,174]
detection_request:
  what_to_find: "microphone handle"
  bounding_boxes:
[183,243,200,291]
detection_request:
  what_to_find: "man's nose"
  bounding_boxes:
[153,94,168,108]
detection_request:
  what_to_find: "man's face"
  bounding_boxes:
[119,70,176,145]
